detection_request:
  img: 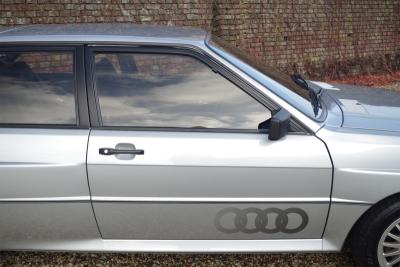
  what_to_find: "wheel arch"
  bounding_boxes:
[343,192,400,250]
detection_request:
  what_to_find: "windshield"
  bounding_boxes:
[207,35,322,119]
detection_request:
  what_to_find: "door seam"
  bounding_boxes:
[85,128,103,238]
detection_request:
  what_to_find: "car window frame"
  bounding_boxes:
[0,45,89,129]
[86,45,308,134]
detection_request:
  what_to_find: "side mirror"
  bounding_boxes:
[268,108,291,141]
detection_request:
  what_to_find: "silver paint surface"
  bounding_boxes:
[93,203,326,240]
[1,238,324,253]
[88,131,331,198]
[0,128,100,247]
[87,130,331,239]
[0,24,207,41]
[317,127,400,204]
[325,84,400,132]
[0,24,399,253]
[0,203,100,248]
[322,203,370,251]
[0,128,90,198]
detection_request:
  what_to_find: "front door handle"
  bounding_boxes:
[99,148,144,156]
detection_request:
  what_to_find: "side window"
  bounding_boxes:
[94,52,271,130]
[0,51,76,125]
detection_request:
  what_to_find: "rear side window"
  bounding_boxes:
[94,52,271,130]
[0,51,76,125]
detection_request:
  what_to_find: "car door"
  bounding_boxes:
[0,46,100,249]
[86,46,332,240]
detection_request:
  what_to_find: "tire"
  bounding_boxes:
[351,196,400,267]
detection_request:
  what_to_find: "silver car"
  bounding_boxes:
[0,24,399,267]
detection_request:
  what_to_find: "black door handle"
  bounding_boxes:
[99,148,145,156]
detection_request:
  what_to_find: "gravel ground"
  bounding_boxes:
[7,82,400,267]
[0,252,356,267]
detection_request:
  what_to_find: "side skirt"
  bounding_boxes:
[0,239,340,253]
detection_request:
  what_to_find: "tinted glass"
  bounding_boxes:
[209,36,310,100]
[0,51,76,125]
[95,53,270,129]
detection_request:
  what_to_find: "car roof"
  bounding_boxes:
[0,23,208,45]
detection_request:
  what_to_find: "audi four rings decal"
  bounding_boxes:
[214,207,309,234]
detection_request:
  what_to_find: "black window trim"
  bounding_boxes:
[0,44,89,129]
[86,44,310,134]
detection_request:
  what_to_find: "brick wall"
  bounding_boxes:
[1,0,399,79]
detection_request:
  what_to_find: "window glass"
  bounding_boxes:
[0,51,76,125]
[209,36,310,100]
[208,35,323,119]
[95,52,271,130]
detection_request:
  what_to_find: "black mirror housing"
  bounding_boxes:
[268,109,291,141]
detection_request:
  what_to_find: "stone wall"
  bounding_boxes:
[1,0,399,79]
